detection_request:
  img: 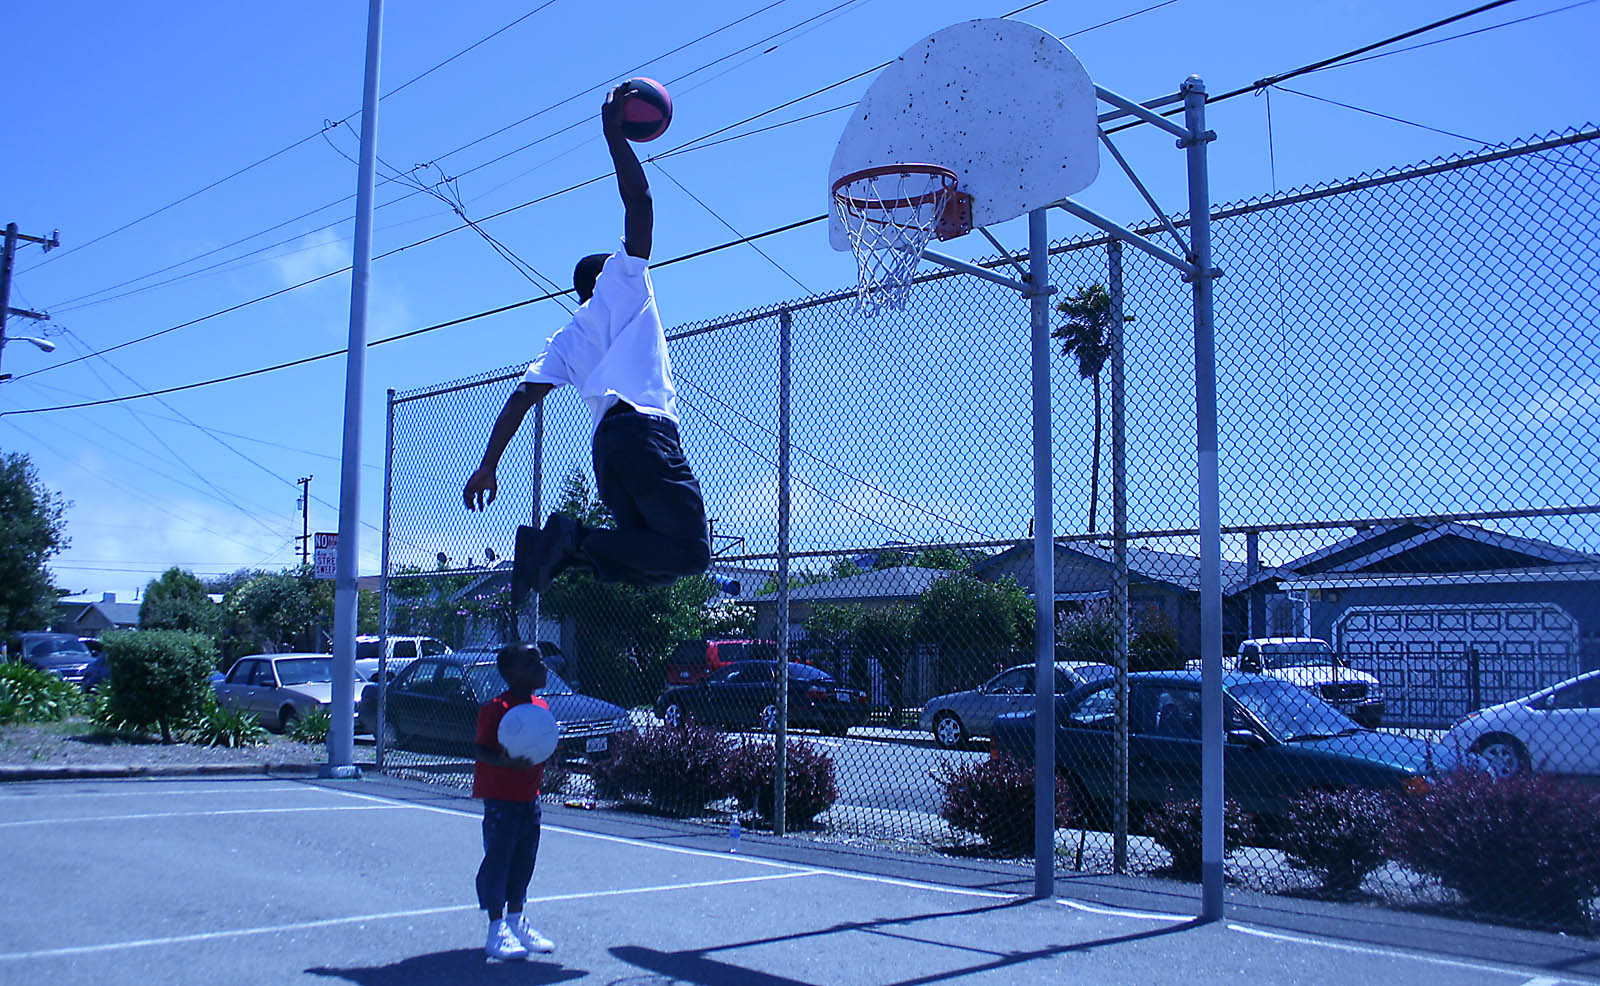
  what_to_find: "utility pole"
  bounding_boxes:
[0,223,61,380]
[296,476,313,566]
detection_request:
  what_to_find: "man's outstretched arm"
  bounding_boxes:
[602,83,652,261]
[463,381,553,511]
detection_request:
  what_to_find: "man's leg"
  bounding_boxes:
[583,412,710,585]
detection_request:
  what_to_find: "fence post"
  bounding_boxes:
[1108,239,1130,874]
[526,402,545,643]
[1183,74,1225,922]
[376,388,395,771]
[775,307,793,837]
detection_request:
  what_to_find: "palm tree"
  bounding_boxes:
[1053,283,1113,533]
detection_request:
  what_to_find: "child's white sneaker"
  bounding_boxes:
[485,919,528,961]
[509,913,555,953]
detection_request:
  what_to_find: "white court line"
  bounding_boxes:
[0,804,404,829]
[1059,900,1194,923]
[319,784,1017,900]
[0,784,309,799]
[0,872,812,962]
[1228,924,1572,982]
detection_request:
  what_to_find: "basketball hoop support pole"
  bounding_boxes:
[1027,207,1056,899]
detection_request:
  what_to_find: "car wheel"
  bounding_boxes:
[1472,733,1530,777]
[758,703,779,732]
[279,706,300,735]
[932,713,966,750]
[661,703,685,729]
[380,718,404,752]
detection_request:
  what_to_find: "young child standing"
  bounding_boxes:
[473,641,556,961]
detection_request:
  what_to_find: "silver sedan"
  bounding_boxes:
[920,660,1115,749]
[214,654,365,734]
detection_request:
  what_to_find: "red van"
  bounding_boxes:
[665,639,779,687]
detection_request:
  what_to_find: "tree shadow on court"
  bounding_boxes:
[609,898,1205,986]
[307,949,585,986]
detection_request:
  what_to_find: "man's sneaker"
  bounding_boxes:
[511,524,541,606]
[531,513,578,594]
[508,914,555,953]
[485,919,528,961]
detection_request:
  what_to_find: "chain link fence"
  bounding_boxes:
[374,127,1600,932]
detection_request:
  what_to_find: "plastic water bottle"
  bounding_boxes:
[728,813,741,853]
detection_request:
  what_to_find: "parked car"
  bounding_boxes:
[664,638,778,687]
[353,635,452,682]
[920,660,1116,749]
[1443,669,1600,777]
[5,632,101,691]
[991,670,1470,833]
[655,660,869,735]
[214,654,366,733]
[1189,637,1386,727]
[358,652,634,765]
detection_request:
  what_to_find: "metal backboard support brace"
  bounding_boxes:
[913,77,1223,917]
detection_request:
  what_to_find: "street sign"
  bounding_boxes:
[313,532,338,580]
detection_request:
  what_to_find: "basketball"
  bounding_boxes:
[617,77,672,143]
[498,702,558,763]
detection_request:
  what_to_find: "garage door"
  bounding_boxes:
[1336,603,1578,728]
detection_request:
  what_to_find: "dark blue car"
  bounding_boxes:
[991,670,1472,831]
[358,652,634,765]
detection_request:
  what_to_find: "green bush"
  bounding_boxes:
[1388,770,1600,927]
[288,705,331,744]
[182,698,267,748]
[1142,798,1253,881]
[0,661,84,724]
[103,630,216,743]
[1279,788,1392,894]
[591,723,731,816]
[86,687,143,735]
[724,737,839,828]
[934,756,1071,857]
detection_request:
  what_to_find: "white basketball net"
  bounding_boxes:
[832,166,958,313]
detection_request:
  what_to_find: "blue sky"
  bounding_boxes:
[3,0,1597,599]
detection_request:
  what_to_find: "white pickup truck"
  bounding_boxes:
[1189,637,1386,727]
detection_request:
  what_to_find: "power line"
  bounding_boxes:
[1304,0,1598,75]
[0,215,825,416]
[1272,85,1487,144]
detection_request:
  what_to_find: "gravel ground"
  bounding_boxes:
[0,719,373,769]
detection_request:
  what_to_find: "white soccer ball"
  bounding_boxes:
[498,703,558,763]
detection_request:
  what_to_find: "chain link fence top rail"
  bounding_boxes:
[378,127,1600,933]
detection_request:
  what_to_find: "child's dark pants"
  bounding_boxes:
[476,799,542,912]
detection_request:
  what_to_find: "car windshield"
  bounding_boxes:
[1230,679,1360,740]
[717,641,778,662]
[788,663,830,682]
[467,664,577,699]
[25,637,91,665]
[274,658,338,686]
[1259,641,1338,669]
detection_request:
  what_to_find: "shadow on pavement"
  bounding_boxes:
[307,949,585,985]
[610,899,1205,986]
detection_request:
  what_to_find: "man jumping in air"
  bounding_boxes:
[464,82,710,605]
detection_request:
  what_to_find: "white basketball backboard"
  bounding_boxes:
[828,19,1100,251]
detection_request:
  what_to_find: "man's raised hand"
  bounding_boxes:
[464,465,499,512]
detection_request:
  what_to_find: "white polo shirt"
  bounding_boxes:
[522,242,678,430]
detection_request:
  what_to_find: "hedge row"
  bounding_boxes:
[591,723,838,827]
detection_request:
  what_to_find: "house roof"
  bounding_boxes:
[1281,565,1600,590]
[57,601,142,627]
[750,566,954,604]
[975,541,1251,596]
[1281,521,1599,576]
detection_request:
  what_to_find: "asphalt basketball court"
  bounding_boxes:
[0,773,1595,986]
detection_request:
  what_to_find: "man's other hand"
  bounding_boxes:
[464,465,499,511]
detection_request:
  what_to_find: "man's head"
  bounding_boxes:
[573,254,609,303]
[496,641,547,694]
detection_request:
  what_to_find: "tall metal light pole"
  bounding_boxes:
[325,0,385,779]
